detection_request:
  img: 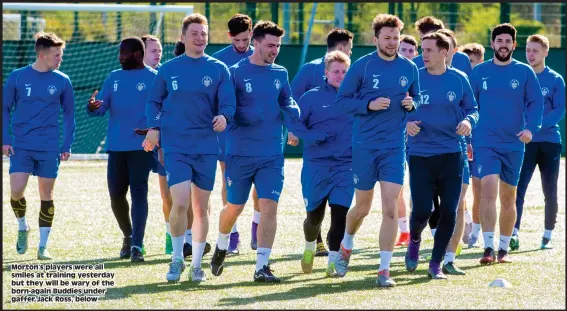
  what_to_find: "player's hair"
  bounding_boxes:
[491,23,517,42]
[228,13,253,36]
[460,43,485,59]
[121,37,145,58]
[415,16,445,35]
[252,20,285,42]
[141,34,160,47]
[527,34,550,51]
[181,13,208,35]
[372,14,404,37]
[173,40,185,57]
[400,34,418,47]
[422,32,451,52]
[327,28,354,50]
[34,32,65,53]
[436,29,457,48]
[324,50,351,69]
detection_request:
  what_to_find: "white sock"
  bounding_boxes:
[185,229,192,245]
[498,235,511,251]
[253,211,261,224]
[231,222,238,234]
[398,217,409,233]
[328,251,338,266]
[171,235,184,261]
[431,228,437,238]
[444,252,456,263]
[472,223,481,237]
[17,217,28,231]
[191,241,206,269]
[341,232,354,250]
[464,210,472,224]
[39,227,51,248]
[256,247,271,272]
[483,232,494,250]
[217,232,230,250]
[544,230,552,240]
[165,222,171,235]
[305,240,317,252]
[513,227,519,236]
[378,251,393,272]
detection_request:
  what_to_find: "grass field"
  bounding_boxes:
[2,158,566,309]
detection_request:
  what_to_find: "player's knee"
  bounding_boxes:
[382,205,397,220]
[11,189,25,201]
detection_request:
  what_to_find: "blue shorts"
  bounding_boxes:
[218,131,227,162]
[225,155,284,205]
[471,147,524,186]
[163,152,217,190]
[151,149,167,177]
[353,147,406,190]
[301,162,353,212]
[9,148,60,178]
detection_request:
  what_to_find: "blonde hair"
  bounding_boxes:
[324,50,351,69]
[527,34,550,51]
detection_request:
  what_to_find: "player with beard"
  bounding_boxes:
[333,14,420,287]
[469,23,543,265]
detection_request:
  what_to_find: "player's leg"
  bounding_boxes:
[395,187,410,246]
[251,186,260,250]
[511,141,537,251]
[443,183,468,275]
[302,200,327,274]
[9,149,33,255]
[222,160,240,255]
[495,150,524,263]
[107,152,133,259]
[157,148,174,255]
[428,191,441,237]
[469,176,482,247]
[187,154,217,281]
[126,150,154,262]
[538,142,562,249]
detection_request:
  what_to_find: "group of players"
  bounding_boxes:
[3,11,564,287]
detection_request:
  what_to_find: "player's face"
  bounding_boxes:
[421,39,447,70]
[231,30,251,53]
[398,42,417,60]
[336,39,353,57]
[445,41,455,65]
[468,54,483,68]
[183,23,208,54]
[144,40,162,68]
[374,27,400,58]
[118,43,138,69]
[325,61,349,89]
[526,41,547,68]
[491,33,516,62]
[41,46,63,70]
[255,34,281,64]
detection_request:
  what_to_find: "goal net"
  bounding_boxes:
[2,3,193,158]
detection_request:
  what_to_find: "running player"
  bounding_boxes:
[290,50,353,276]
[405,31,478,279]
[144,13,236,282]
[3,32,76,260]
[511,34,565,250]
[211,13,257,255]
[470,23,543,265]
[209,20,301,283]
[333,14,420,287]
[288,28,354,256]
[87,37,156,262]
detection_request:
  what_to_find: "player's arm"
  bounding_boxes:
[542,75,566,128]
[460,53,473,77]
[470,67,481,109]
[405,63,422,112]
[456,75,479,136]
[278,70,301,123]
[523,67,544,134]
[146,68,166,129]
[290,63,312,101]
[86,76,111,116]
[2,72,17,156]
[61,77,76,155]
[214,63,236,131]
[335,62,368,115]
[288,93,327,147]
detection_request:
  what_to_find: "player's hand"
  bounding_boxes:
[517,129,533,144]
[466,143,474,161]
[406,120,422,136]
[2,145,14,157]
[456,119,472,136]
[60,152,71,161]
[368,97,390,111]
[287,132,299,146]
[134,128,149,136]
[212,115,227,132]
[401,92,414,111]
[87,90,103,112]
[142,129,160,152]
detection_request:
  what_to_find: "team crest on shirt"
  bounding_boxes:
[47,85,57,95]
[446,91,456,102]
[136,83,146,91]
[510,79,519,89]
[202,76,212,87]
[353,174,359,185]
[541,87,549,96]
[399,76,408,87]
[274,79,281,90]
